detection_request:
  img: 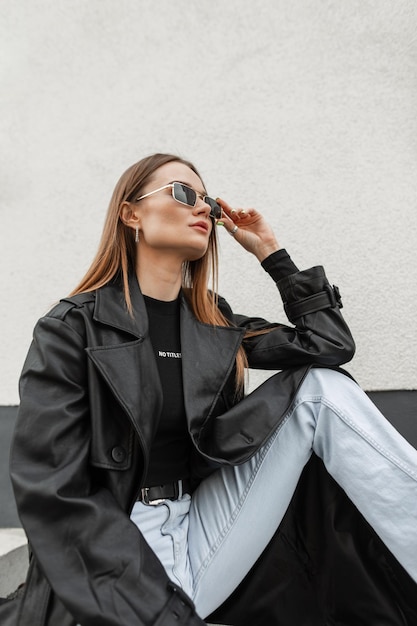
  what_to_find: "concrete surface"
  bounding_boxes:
[0,528,28,598]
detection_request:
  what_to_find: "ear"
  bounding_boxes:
[120,202,140,229]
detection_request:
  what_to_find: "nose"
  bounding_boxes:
[193,196,211,217]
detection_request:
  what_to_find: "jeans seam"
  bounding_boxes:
[304,394,417,481]
[192,415,289,587]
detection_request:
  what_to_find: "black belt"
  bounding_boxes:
[138,479,192,505]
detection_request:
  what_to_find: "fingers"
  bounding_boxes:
[216,198,257,236]
[217,197,249,220]
[215,199,239,236]
[215,197,279,257]
[216,214,239,237]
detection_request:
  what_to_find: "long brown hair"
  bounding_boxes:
[70,153,248,388]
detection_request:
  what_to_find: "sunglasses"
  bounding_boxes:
[136,182,222,220]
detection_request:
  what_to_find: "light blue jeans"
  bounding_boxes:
[130,368,417,619]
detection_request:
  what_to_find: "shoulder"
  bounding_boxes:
[45,292,96,322]
[33,292,97,344]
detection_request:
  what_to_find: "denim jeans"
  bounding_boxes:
[130,368,417,619]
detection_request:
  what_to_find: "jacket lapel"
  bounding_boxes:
[180,298,245,436]
[86,274,162,447]
[85,274,245,449]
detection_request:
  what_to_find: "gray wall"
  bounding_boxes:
[1,1,417,404]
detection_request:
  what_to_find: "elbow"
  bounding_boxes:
[314,335,356,367]
[333,336,356,365]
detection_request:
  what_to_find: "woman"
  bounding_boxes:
[4,153,417,625]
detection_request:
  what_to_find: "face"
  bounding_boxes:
[129,161,214,263]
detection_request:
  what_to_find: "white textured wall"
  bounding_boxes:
[1,0,416,404]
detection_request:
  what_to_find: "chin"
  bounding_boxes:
[185,248,208,262]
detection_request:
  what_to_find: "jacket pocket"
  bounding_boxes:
[89,417,135,471]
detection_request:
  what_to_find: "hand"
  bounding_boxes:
[216,197,281,262]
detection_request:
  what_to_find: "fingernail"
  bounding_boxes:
[216,220,224,226]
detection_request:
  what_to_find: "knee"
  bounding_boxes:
[302,366,358,399]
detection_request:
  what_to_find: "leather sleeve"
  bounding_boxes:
[219,265,355,370]
[10,311,205,626]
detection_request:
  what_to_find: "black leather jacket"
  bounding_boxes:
[6,258,355,626]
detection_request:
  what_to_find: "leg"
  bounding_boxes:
[188,399,314,617]
[188,368,417,618]
[130,406,314,619]
[304,368,417,579]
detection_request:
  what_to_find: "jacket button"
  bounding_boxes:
[111,446,126,463]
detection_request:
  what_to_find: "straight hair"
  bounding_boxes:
[70,153,248,389]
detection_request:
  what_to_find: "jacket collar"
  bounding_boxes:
[93,272,148,338]
[90,271,245,440]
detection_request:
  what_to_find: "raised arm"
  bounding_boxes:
[216,199,355,369]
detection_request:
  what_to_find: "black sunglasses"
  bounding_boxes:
[136,182,222,220]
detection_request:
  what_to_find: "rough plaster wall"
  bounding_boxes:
[1,0,416,404]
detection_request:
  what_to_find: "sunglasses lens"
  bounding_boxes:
[173,183,197,207]
[204,197,222,219]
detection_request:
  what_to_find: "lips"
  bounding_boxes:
[190,221,210,232]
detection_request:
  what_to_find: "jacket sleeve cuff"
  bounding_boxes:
[261,249,299,282]
[277,266,343,321]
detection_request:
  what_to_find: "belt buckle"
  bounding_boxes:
[140,480,184,506]
[140,487,165,506]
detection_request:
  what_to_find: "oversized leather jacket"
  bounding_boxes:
[5,251,355,626]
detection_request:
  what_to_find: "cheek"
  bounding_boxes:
[142,211,179,234]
